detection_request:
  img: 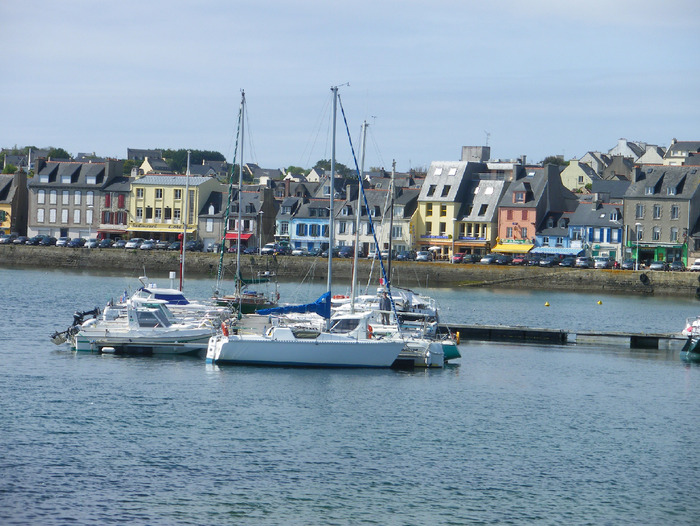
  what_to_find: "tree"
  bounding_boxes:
[161,149,226,173]
[122,159,139,176]
[541,155,568,167]
[2,163,17,174]
[47,147,71,159]
[285,165,306,176]
[314,159,352,177]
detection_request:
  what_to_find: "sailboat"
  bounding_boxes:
[206,87,404,367]
[211,91,279,315]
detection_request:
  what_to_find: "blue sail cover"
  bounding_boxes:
[257,292,331,319]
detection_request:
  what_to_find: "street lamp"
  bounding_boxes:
[635,222,641,271]
[258,209,264,256]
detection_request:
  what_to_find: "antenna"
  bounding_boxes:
[484,131,491,146]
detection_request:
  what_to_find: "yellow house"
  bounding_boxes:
[128,174,220,241]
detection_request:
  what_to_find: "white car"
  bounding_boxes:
[84,238,99,248]
[689,259,700,272]
[124,238,145,249]
[291,248,309,256]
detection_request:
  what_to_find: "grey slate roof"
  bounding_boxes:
[102,176,132,192]
[135,175,213,186]
[624,165,700,199]
[590,179,630,200]
[569,200,623,228]
[419,161,471,202]
[457,178,506,222]
[29,161,108,189]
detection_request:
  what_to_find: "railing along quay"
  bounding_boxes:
[439,323,687,350]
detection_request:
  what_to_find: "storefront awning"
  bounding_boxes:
[492,243,534,254]
[530,246,583,256]
[225,233,253,241]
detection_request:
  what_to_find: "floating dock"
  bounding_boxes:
[439,324,686,350]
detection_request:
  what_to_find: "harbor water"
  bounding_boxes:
[1,268,699,525]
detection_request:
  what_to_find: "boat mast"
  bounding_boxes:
[387,159,395,287]
[236,91,245,301]
[179,149,191,291]
[327,86,338,329]
[350,120,368,313]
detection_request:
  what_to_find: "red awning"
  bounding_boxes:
[225,233,253,241]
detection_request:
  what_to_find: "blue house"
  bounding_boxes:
[568,193,625,261]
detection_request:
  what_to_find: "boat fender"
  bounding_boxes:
[455,331,460,345]
[333,295,347,300]
[367,325,373,339]
[221,322,229,337]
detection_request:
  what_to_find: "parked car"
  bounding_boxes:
[39,236,57,246]
[669,260,686,272]
[26,235,46,245]
[494,254,512,265]
[649,260,669,271]
[114,239,128,249]
[526,255,543,266]
[338,246,356,258]
[155,240,171,250]
[167,241,181,251]
[67,238,86,248]
[452,252,467,263]
[510,255,528,265]
[56,236,71,247]
[261,243,285,255]
[124,238,144,249]
[620,259,636,270]
[140,240,156,250]
[396,250,417,261]
[243,246,258,255]
[689,258,700,272]
[98,239,114,249]
[185,239,204,252]
[479,253,497,264]
[0,233,18,244]
[559,257,576,267]
[292,247,309,256]
[84,238,99,248]
[575,256,593,268]
[594,256,613,269]
[416,250,433,262]
[13,236,29,245]
[463,253,482,264]
[321,247,341,258]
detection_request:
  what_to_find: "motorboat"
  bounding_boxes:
[52,297,216,355]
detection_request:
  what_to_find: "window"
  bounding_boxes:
[279,222,289,235]
[322,225,329,237]
[37,208,45,222]
[74,191,81,205]
[323,185,330,196]
[73,209,81,224]
[635,203,644,219]
[670,227,678,242]
[393,205,404,218]
[136,188,144,198]
[61,209,68,223]
[594,228,601,242]
[521,227,528,239]
[38,190,45,204]
[310,224,320,237]
[636,227,643,241]
[174,209,181,221]
[206,218,213,232]
[374,206,381,217]
[441,185,451,197]
[543,236,550,244]
[338,221,347,234]
[392,225,402,239]
[653,204,661,219]
[521,210,527,220]
[136,207,143,220]
[425,221,432,235]
[479,204,488,215]
[426,185,436,197]
[645,186,654,195]
[506,227,513,238]
[155,189,163,199]
[578,176,584,184]
[667,187,677,196]
[426,203,433,216]
[440,205,447,217]
[86,175,97,185]
[87,191,94,206]
[652,227,661,241]
[145,207,153,219]
[514,192,525,203]
[49,190,57,204]
[572,229,582,241]
[610,210,619,221]
[174,189,182,200]
[506,210,513,220]
[61,175,71,184]
[39,175,49,183]
[296,224,307,236]
[155,208,162,220]
[556,237,563,246]
[86,209,93,224]
[49,209,56,223]
[439,222,446,235]
[62,191,69,205]
[671,205,680,220]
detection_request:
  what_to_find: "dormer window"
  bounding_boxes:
[61,175,71,184]
[610,211,619,221]
[645,186,654,195]
[426,185,436,197]
[547,218,554,228]
[39,174,49,183]
[441,185,451,197]
[514,192,525,203]
[667,187,677,196]
[86,175,97,185]
[323,185,330,196]
[559,218,568,228]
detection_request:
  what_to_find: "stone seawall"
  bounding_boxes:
[2,244,700,296]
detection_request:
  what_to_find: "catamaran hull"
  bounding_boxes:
[206,334,403,368]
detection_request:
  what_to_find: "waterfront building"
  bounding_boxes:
[567,194,624,261]
[0,171,28,235]
[288,197,334,253]
[127,148,162,161]
[99,176,132,240]
[127,173,219,242]
[623,165,700,265]
[27,159,123,239]
[336,187,389,256]
[387,188,420,255]
[495,164,577,255]
[415,160,486,260]
[453,174,506,256]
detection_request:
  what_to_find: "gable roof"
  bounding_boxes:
[624,165,700,199]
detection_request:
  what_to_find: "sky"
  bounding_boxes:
[2,0,699,173]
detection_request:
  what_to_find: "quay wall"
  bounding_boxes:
[2,244,700,297]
